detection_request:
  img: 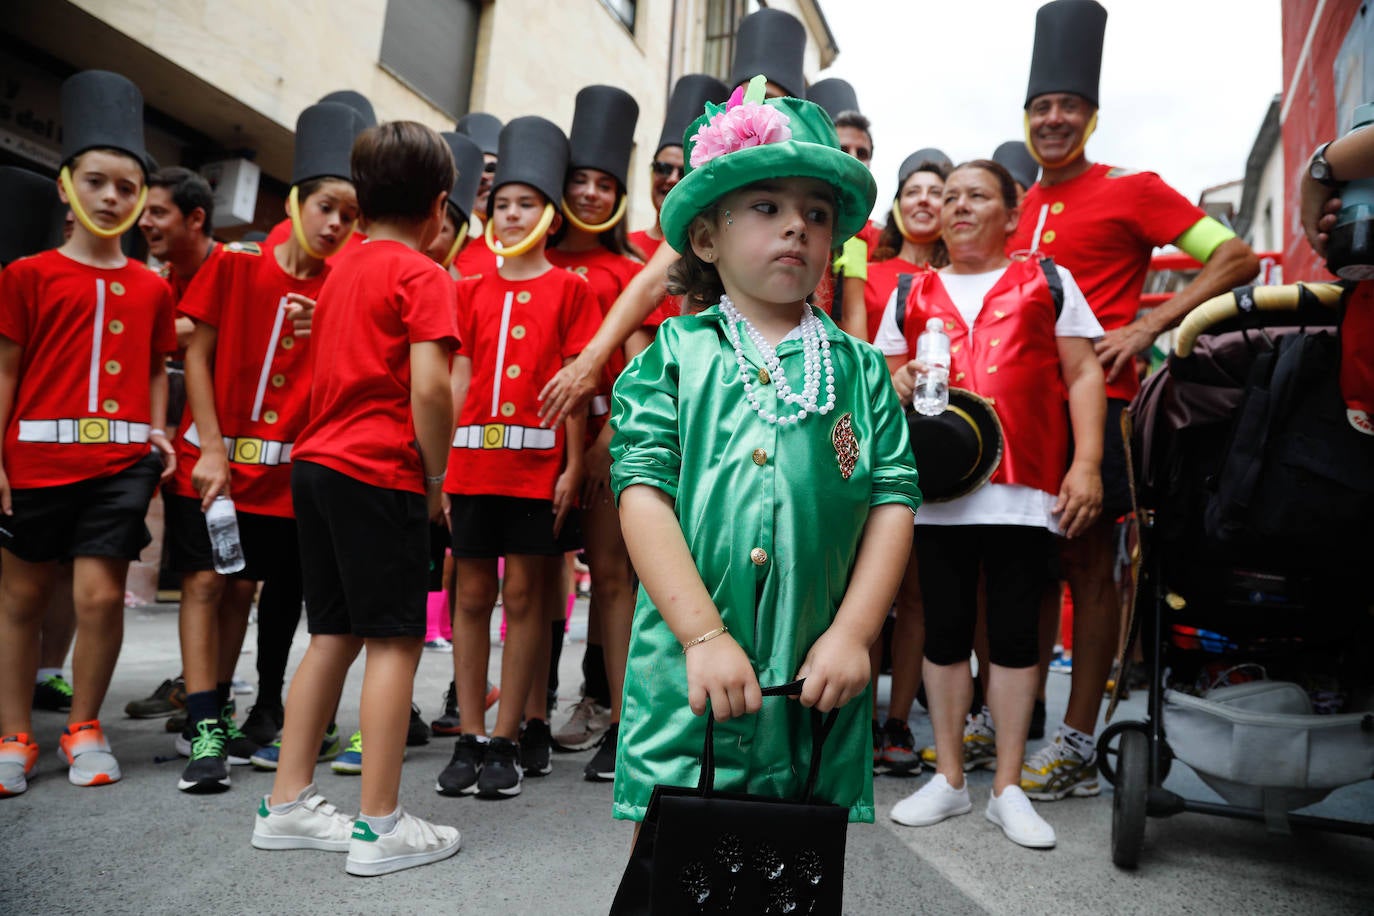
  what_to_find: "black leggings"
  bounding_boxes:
[917,525,1051,670]
[255,563,303,709]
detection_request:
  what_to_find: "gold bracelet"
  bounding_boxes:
[681,625,728,653]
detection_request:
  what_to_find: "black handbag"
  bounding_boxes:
[609,680,848,915]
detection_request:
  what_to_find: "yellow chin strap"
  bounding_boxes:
[440,221,470,269]
[288,185,355,261]
[891,200,941,245]
[484,202,557,258]
[1023,110,1098,169]
[59,166,147,240]
[561,193,627,234]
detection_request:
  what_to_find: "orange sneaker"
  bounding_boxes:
[58,720,121,787]
[0,733,39,797]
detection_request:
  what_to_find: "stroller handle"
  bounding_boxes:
[1174,282,1344,357]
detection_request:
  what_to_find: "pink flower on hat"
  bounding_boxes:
[688,87,792,168]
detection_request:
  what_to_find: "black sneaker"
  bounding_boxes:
[177,718,230,793]
[1029,699,1046,741]
[32,673,73,712]
[407,703,430,747]
[476,737,523,799]
[520,718,553,777]
[877,718,920,776]
[127,676,186,719]
[435,734,485,796]
[166,710,188,734]
[431,681,461,737]
[241,702,283,747]
[221,703,260,766]
[583,722,618,782]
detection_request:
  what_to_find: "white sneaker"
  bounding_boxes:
[552,696,611,751]
[985,785,1057,848]
[890,773,973,827]
[251,786,355,852]
[345,809,461,876]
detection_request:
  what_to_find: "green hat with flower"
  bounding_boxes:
[659,76,877,254]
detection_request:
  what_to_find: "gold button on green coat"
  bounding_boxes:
[609,306,921,826]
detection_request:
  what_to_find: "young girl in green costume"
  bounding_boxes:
[609,78,921,825]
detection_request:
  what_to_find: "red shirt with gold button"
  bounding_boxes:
[454,230,499,278]
[445,267,600,500]
[292,240,460,494]
[547,246,642,379]
[1007,163,1205,400]
[167,241,328,518]
[0,249,177,488]
[862,256,926,345]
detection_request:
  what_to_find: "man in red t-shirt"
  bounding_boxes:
[0,71,178,797]
[1006,1,1259,804]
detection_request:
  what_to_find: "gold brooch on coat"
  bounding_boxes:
[832,412,859,480]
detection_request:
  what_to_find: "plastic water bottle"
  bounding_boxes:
[205,495,246,574]
[912,317,950,416]
[1327,103,1374,280]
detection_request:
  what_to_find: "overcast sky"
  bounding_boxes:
[816,0,1284,218]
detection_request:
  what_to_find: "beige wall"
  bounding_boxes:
[469,0,674,233]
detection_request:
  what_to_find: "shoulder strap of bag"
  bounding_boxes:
[894,272,916,335]
[1038,256,1064,318]
[700,679,838,802]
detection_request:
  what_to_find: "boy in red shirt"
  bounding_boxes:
[435,116,599,800]
[167,101,363,793]
[0,71,178,796]
[251,120,461,876]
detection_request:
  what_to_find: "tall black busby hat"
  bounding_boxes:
[292,102,365,186]
[898,148,953,188]
[906,389,1004,502]
[488,117,569,216]
[992,140,1039,191]
[0,167,64,265]
[807,78,859,120]
[60,70,148,174]
[729,8,807,99]
[440,131,484,225]
[657,74,728,155]
[1025,0,1108,108]
[318,90,377,128]
[456,112,502,157]
[568,85,639,190]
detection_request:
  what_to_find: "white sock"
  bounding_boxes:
[36,668,62,684]
[1058,725,1095,759]
[268,782,319,814]
[359,807,400,835]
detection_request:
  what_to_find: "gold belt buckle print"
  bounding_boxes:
[78,418,111,443]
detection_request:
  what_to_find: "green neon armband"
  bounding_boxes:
[1175,216,1235,263]
[832,235,869,280]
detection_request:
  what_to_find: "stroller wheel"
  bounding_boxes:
[1111,728,1149,868]
[1097,720,1172,787]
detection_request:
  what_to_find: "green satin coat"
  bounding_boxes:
[609,305,921,823]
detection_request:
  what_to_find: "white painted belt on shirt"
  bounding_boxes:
[590,395,610,417]
[17,418,151,445]
[184,422,293,467]
[452,423,556,450]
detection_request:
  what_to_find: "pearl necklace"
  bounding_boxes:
[717,294,836,425]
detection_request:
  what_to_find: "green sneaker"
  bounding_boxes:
[33,673,73,712]
[221,702,259,766]
[249,724,342,771]
[332,731,363,775]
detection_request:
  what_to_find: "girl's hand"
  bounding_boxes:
[191,450,231,510]
[794,629,871,713]
[581,439,612,505]
[284,293,317,338]
[150,431,177,482]
[552,464,583,537]
[685,634,763,721]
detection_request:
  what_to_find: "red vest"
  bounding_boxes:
[903,259,1067,493]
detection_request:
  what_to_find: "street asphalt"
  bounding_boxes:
[4,598,1372,915]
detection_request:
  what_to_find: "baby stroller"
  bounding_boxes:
[1098,281,1374,868]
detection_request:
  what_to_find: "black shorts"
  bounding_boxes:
[292,459,428,638]
[448,494,582,558]
[1068,397,1132,522]
[427,523,448,591]
[163,492,299,582]
[0,452,162,563]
